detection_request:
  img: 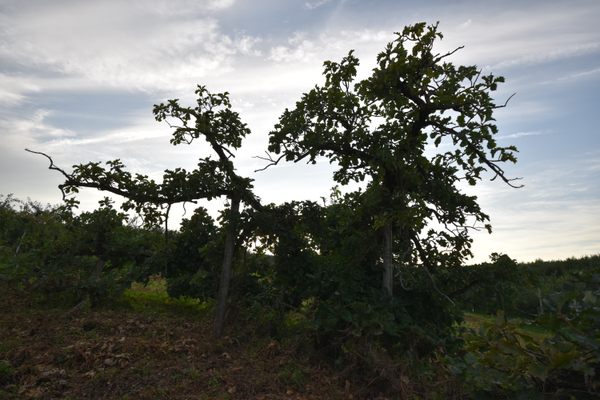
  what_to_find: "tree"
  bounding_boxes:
[266,22,520,296]
[27,85,261,336]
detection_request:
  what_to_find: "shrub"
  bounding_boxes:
[453,277,600,399]
[0,195,159,306]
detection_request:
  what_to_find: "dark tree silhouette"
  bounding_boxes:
[27,86,261,337]
[266,23,521,296]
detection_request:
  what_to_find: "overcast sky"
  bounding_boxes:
[1,0,599,263]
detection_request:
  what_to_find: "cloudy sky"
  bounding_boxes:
[1,0,599,263]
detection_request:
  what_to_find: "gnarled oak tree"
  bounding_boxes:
[28,86,261,336]
[267,23,520,296]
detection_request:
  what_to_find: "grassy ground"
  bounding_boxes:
[0,279,350,400]
[462,312,551,340]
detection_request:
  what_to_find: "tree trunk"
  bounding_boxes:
[382,221,393,296]
[213,195,240,338]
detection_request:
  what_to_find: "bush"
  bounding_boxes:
[241,194,462,390]
[452,275,600,399]
[0,195,160,306]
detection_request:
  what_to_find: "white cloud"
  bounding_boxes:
[139,0,236,15]
[0,1,255,92]
[237,35,263,56]
[471,199,600,263]
[497,131,547,140]
[466,153,600,262]
[269,32,318,63]
[1,110,76,143]
[493,100,550,124]
[433,7,600,71]
[267,27,394,65]
[540,66,600,85]
[491,43,599,70]
[569,66,600,79]
[581,153,600,172]
[264,3,600,80]
[458,19,472,29]
[305,0,332,10]
[0,74,41,107]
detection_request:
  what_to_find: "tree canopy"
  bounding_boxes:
[267,22,520,294]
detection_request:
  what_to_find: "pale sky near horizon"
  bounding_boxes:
[1,0,599,263]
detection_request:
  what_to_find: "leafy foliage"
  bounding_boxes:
[454,309,599,398]
[447,257,600,398]
[268,22,519,281]
[240,190,463,372]
[0,195,160,306]
[453,254,600,319]
[248,22,522,384]
[52,86,258,229]
[162,207,220,300]
[444,253,524,314]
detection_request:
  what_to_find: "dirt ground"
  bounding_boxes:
[0,289,353,400]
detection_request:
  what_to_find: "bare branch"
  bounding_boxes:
[495,93,516,109]
[433,45,464,62]
[164,202,172,241]
[181,200,198,217]
[25,149,71,180]
[490,174,523,188]
[220,144,235,159]
[254,151,286,172]
[25,148,73,201]
[430,122,524,188]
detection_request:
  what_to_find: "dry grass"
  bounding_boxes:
[0,281,349,400]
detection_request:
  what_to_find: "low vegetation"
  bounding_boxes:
[1,195,598,398]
